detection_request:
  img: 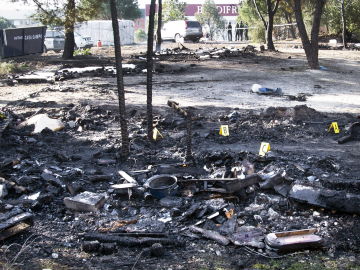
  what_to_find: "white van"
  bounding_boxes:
[160,20,203,43]
[44,29,92,52]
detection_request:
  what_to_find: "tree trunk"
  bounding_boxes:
[341,0,347,48]
[267,12,275,50]
[284,11,296,39]
[253,0,267,29]
[293,0,326,69]
[147,0,156,141]
[266,0,280,50]
[252,0,268,43]
[109,0,129,158]
[156,0,162,52]
[62,0,76,59]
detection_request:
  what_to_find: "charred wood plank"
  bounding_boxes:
[225,174,261,193]
[189,226,230,245]
[0,212,33,241]
[118,171,138,184]
[83,233,183,247]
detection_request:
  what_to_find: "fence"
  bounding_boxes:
[210,22,298,42]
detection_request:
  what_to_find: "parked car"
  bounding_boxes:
[74,32,93,49]
[44,30,65,52]
[160,20,203,43]
[44,29,93,52]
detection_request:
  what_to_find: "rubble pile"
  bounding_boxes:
[1,99,359,269]
[132,45,257,62]
[6,64,144,85]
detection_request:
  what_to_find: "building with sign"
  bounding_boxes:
[144,0,244,40]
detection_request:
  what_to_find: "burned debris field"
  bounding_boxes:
[1,44,360,270]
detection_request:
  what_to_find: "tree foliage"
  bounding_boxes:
[31,0,104,26]
[195,0,225,40]
[239,0,293,43]
[250,0,280,50]
[30,0,104,59]
[98,0,141,20]
[0,17,15,29]
[324,0,360,40]
[162,0,186,23]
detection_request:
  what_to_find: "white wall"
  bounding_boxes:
[76,20,134,46]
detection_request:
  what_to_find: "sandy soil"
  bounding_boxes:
[2,43,360,114]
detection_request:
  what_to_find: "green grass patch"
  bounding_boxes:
[251,256,360,270]
[74,48,92,56]
[0,62,29,76]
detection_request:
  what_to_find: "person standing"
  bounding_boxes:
[244,23,249,41]
[227,22,232,42]
[239,21,244,41]
[235,22,240,41]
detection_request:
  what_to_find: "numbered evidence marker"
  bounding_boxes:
[328,122,340,134]
[219,125,230,136]
[153,127,163,141]
[259,142,271,157]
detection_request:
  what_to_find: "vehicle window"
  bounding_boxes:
[187,21,201,28]
[45,31,54,38]
[53,31,65,38]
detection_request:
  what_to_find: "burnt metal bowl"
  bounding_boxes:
[146,174,178,199]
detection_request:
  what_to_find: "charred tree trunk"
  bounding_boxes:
[62,0,76,59]
[293,0,326,69]
[147,0,156,141]
[110,0,129,158]
[156,0,162,52]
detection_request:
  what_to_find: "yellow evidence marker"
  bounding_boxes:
[219,125,230,136]
[259,142,271,157]
[153,127,163,141]
[328,122,340,134]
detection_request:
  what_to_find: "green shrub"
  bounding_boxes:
[249,22,266,43]
[0,62,29,76]
[74,48,92,56]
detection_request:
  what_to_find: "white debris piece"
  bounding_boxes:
[64,191,106,212]
[18,114,64,133]
[0,184,8,198]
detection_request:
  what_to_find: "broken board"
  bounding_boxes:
[265,228,323,252]
[0,212,33,241]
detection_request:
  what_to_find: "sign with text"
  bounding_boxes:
[0,26,46,58]
[219,125,230,136]
[146,4,239,17]
[259,142,271,157]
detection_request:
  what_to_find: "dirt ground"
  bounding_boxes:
[0,42,359,270]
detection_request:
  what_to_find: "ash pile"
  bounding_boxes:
[0,102,359,268]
